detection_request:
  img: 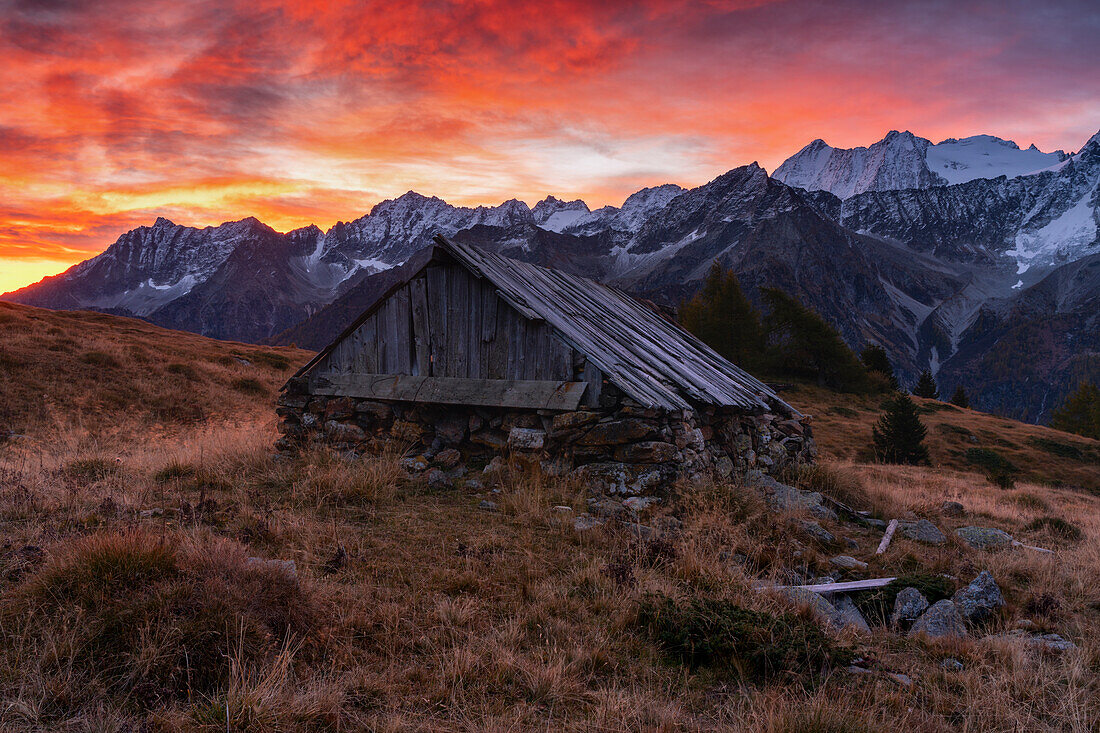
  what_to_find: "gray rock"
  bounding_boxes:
[909,600,967,639]
[588,498,626,519]
[507,427,546,451]
[795,519,835,545]
[426,468,452,490]
[832,594,871,632]
[886,672,914,687]
[952,571,1005,622]
[478,500,498,512]
[779,587,847,630]
[956,526,1014,551]
[898,519,946,545]
[860,517,888,530]
[748,470,837,521]
[891,587,930,627]
[1033,633,1077,653]
[572,514,605,532]
[829,555,868,571]
[464,479,484,491]
[550,505,573,515]
[400,456,429,472]
[940,501,965,517]
[940,658,964,672]
[623,496,660,513]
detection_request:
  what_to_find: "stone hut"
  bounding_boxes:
[277,235,814,493]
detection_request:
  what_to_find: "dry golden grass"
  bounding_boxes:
[0,303,1098,731]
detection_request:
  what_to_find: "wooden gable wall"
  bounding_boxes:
[310,263,580,384]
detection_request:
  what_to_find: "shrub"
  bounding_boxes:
[1024,516,1084,542]
[1029,437,1084,460]
[852,573,955,625]
[860,345,898,391]
[872,393,929,465]
[232,377,268,395]
[4,531,318,708]
[253,351,292,371]
[1010,492,1048,511]
[79,350,120,368]
[965,448,1015,473]
[154,461,198,484]
[63,457,118,483]
[166,362,200,380]
[636,594,851,681]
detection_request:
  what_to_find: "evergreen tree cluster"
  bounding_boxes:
[1051,383,1100,440]
[912,370,939,398]
[679,264,874,393]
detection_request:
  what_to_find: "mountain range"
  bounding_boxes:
[5,130,1098,423]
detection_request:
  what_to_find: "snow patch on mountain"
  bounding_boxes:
[926,135,1065,184]
[1008,192,1099,274]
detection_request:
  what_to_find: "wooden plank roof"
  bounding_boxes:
[292,235,797,414]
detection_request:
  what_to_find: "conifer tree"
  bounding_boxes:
[912,369,939,399]
[680,262,765,370]
[950,385,970,408]
[860,344,899,390]
[761,288,869,393]
[872,393,930,464]
[1051,383,1100,440]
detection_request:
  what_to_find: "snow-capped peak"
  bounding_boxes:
[775,130,1069,197]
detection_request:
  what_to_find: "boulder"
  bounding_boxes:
[795,519,835,545]
[425,468,452,490]
[952,571,1005,622]
[613,441,678,464]
[623,496,660,513]
[434,448,462,468]
[778,587,847,630]
[940,658,964,672]
[940,501,965,517]
[891,587,930,627]
[909,600,967,639]
[831,594,871,632]
[478,499,498,512]
[550,411,600,434]
[573,514,605,532]
[898,519,946,545]
[507,427,546,451]
[956,526,1014,551]
[748,471,837,521]
[324,420,365,444]
[576,419,655,446]
[828,555,868,571]
[400,455,429,472]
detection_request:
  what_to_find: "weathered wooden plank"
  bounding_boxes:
[876,519,899,555]
[426,265,448,377]
[408,276,429,377]
[359,316,378,373]
[580,358,602,408]
[466,278,483,378]
[391,286,411,374]
[776,577,897,594]
[479,282,497,377]
[548,335,572,382]
[446,265,468,378]
[375,299,390,373]
[487,293,507,379]
[309,373,587,410]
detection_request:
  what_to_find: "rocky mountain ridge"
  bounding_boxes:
[5,129,1098,422]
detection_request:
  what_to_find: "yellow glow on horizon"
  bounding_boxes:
[0,258,76,295]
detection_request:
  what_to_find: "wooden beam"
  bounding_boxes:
[777,577,897,594]
[876,519,899,555]
[309,373,587,410]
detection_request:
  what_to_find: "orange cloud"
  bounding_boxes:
[1,0,1096,291]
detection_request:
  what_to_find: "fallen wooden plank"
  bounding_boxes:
[775,577,897,594]
[876,519,899,555]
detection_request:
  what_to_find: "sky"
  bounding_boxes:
[1,0,1097,293]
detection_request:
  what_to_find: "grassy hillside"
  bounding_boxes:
[1,304,1098,731]
[0,300,310,444]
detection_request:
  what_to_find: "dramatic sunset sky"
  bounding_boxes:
[1,0,1097,293]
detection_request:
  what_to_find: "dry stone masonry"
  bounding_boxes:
[276,376,815,492]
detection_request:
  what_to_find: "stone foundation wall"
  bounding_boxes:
[276,377,815,494]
